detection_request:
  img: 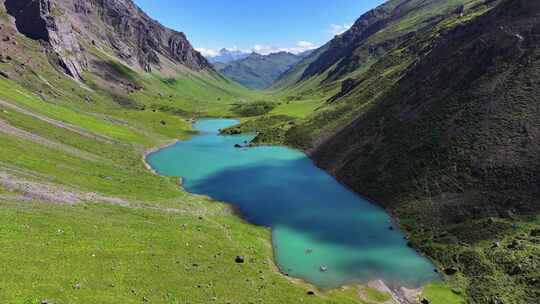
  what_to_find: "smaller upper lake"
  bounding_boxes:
[147,119,439,289]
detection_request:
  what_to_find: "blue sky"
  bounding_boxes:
[133,0,386,57]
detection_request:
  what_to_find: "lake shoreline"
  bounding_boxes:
[143,139,180,176]
[142,118,435,304]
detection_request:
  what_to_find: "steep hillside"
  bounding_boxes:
[276,0,486,91]
[4,0,210,79]
[313,0,540,212]
[279,0,495,146]
[270,45,329,90]
[216,51,306,90]
[242,0,492,145]
[228,0,540,303]
[311,4,540,303]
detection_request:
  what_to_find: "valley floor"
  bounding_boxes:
[0,93,362,303]
[0,54,399,302]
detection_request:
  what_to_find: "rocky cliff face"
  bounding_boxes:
[88,0,210,72]
[5,0,87,79]
[4,0,211,80]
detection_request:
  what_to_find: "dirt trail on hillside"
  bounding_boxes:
[0,119,101,161]
[0,172,129,206]
[0,170,233,217]
[0,99,116,144]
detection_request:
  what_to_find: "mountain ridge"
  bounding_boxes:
[215,51,308,90]
[207,48,250,64]
[3,0,211,80]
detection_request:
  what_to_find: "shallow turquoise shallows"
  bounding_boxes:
[147,119,439,289]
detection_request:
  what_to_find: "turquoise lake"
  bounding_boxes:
[147,119,439,289]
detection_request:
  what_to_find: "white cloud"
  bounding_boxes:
[289,41,317,53]
[297,41,314,49]
[197,41,317,58]
[330,23,352,36]
[252,45,275,55]
[196,46,250,58]
[252,41,316,55]
[221,46,243,52]
[195,47,220,57]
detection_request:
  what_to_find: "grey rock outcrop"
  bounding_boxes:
[4,0,211,80]
[5,0,87,80]
[92,0,210,72]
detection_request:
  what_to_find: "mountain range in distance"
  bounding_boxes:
[207,48,251,64]
[211,50,313,90]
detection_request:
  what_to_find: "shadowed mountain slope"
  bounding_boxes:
[309,1,540,303]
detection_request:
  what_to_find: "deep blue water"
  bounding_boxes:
[147,119,439,289]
